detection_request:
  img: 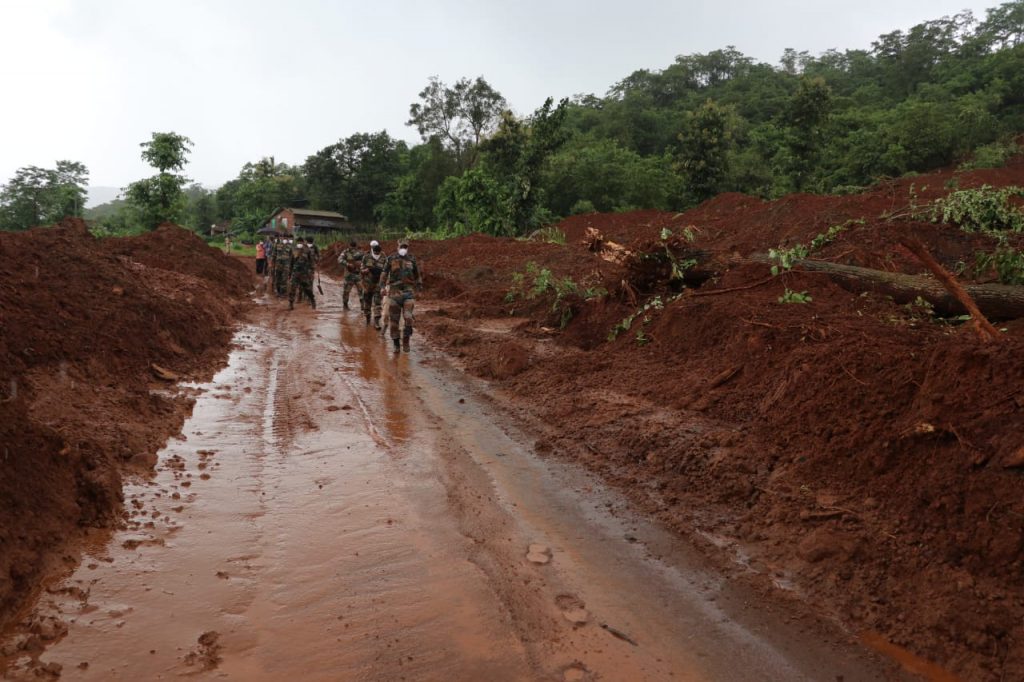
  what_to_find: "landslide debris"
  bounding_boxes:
[413,155,1024,680]
[0,219,250,629]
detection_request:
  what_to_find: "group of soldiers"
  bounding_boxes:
[263,233,422,353]
[338,238,422,353]
[265,235,321,310]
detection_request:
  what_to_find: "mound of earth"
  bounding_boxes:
[415,157,1024,680]
[0,219,251,628]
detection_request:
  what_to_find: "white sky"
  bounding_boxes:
[0,0,1001,193]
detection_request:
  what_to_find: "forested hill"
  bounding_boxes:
[5,2,1024,236]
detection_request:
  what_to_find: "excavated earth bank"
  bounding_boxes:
[0,220,251,629]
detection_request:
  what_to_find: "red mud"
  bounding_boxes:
[415,158,1024,680]
[0,219,250,629]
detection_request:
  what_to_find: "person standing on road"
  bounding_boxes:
[275,237,292,297]
[256,240,267,275]
[380,239,422,353]
[288,238,317,310]
[360,240,387,329]
[338,240,365,310]
[268,236,281,295]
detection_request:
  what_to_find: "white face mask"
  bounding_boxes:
[398,248,408,257]
[297,243,304,249]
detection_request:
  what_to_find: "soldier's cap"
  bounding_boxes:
[398,239,409,248]
[370,239,380,247]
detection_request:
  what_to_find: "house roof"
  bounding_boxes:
[271,207,349,221]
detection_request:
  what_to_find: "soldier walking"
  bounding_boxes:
[338,240,364,310]
[268,236,283,297]
[380,239,422,353]
[288,238,317,310]
[360,240,387,329]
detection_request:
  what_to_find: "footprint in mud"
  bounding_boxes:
[526,544,551,565]
[562,664,591,682]
[183,630,222,671]
[555,594,589,626]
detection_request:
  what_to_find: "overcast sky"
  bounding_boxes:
[0,0,1001,199]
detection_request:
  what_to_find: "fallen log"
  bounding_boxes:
[743,255,1024,320]
[624,243,1024,320]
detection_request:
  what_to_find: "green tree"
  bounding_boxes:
[408,76,507,169]
[0,161,89,231]
[377,139,459,230]
[976,1,1024,50]
[304,132,406,225]
[185,184,218,234]
[674,99,737,202]
[433,169,510,236]
[541,136,680,215]
[779,77,833,190]
[480,97,570,232]
[215,157,304,232]
[123,132,194,229]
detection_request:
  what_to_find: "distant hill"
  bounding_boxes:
[84,197,127,219]
[86,186,121,208]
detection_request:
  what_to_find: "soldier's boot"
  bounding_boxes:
[288,299,294,311]
[392,337,401,352]
[365,312,371,326]
[373,316,381,330]
[402,336,411,353]
[310,295,316,310]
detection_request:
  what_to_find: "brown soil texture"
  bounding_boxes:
[416,159,1024,680]
[0,219,250,629]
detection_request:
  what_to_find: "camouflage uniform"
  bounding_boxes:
[380,247,422,352]
[338,246,364,309]
[360,249,388,328]
[267,240,280,294]
[273,240,291,296]
[288,245,316,310]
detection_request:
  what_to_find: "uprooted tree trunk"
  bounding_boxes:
[621,240,1024,320]
[764,257,1024,320]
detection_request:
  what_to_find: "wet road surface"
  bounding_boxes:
[1,283,905,681]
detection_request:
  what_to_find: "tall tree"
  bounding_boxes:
[434,97,569,235]
[674,99,737,202]
[779,77,833,191]
[123,132,194,229]
[407,76,507,169]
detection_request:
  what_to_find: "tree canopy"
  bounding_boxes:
[14,1,1024,238]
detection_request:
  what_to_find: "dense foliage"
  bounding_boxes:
[5,2,1024,237]
[0,162,88,231]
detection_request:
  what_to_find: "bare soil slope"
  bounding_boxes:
[0,220,250,628]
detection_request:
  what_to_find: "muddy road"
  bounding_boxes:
[1,282,906,681]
